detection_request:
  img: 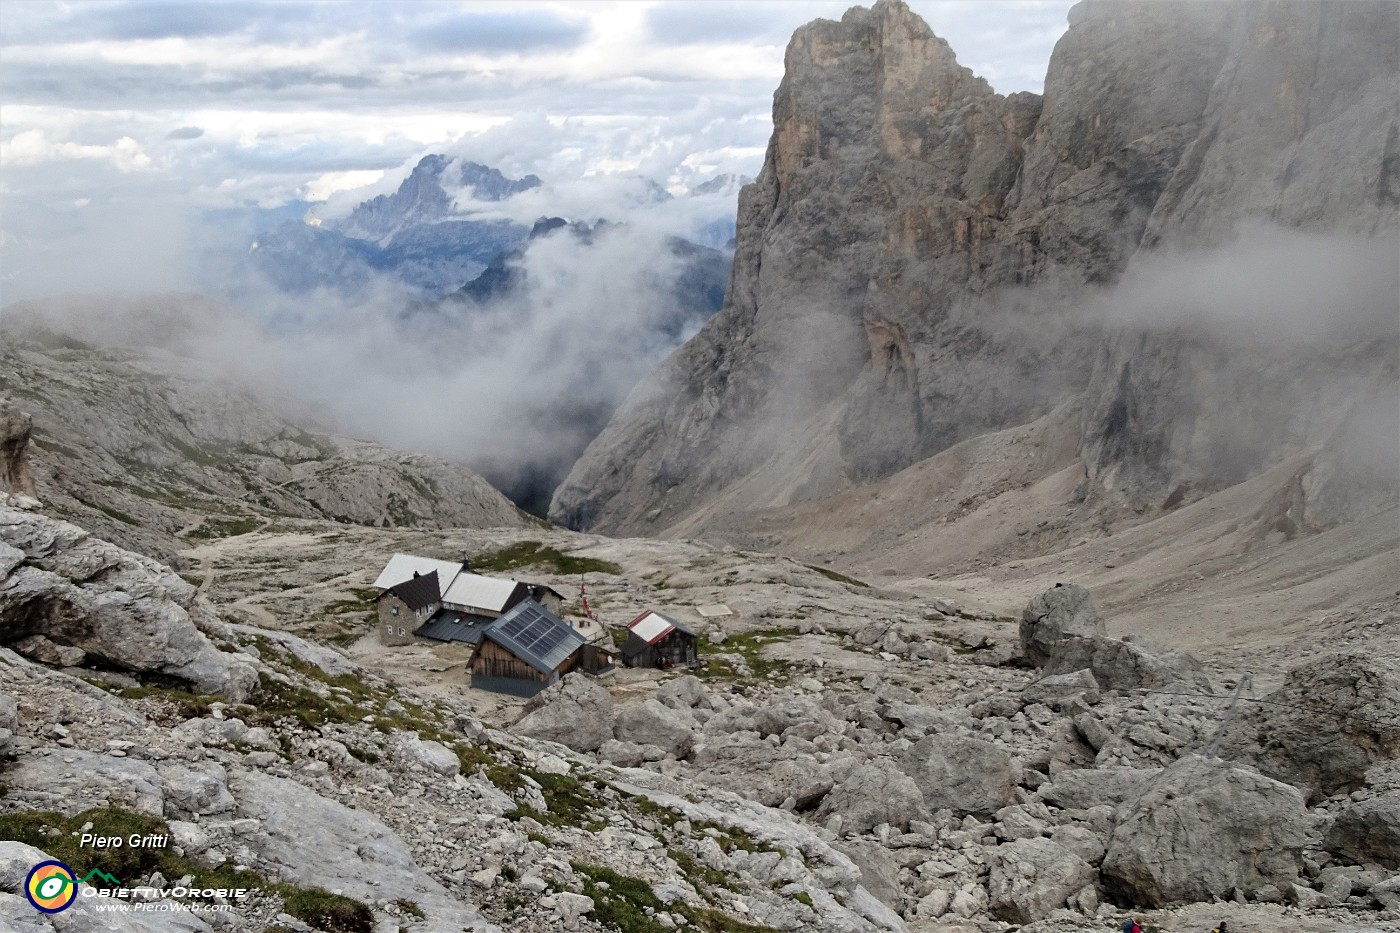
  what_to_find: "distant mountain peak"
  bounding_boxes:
[336,155,540,245]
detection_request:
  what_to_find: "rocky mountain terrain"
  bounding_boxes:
[1,406,1398,931]
[550,0,1399,587]
[1,2,1397,931]
[0,313,526,565]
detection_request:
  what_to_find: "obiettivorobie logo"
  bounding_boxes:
[24,860,78,913]
[23,860,245,916]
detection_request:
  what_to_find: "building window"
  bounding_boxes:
[398,627,406,636]
[385,624,393,634]
[391,606,399,616]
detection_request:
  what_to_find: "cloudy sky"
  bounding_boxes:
[0,0,1073,301]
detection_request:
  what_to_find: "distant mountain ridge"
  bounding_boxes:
[335,155,542,245]
[234,156,741,298]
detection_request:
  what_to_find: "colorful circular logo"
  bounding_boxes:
[25,861,77,913]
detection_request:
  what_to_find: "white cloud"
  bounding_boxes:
[1,128,153,172]
[300,169,385,202]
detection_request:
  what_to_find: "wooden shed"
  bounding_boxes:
[621,610,698,669]
[469,599,587,697]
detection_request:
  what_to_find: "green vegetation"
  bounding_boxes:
[392,898,425,919]
[506,768,606,831]
[71,493,140,526]
[185,515,262,540]
[803,564,869,588]
[570,862,782,933]
[0,807,371,932]
[792,890,814,907]
[115,685,218,721]
[696,627,800,685]
[470,540,621,576]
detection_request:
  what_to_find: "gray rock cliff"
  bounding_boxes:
[550,0,1398,549]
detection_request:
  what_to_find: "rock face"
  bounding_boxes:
[0,505,257,700]
[900,734,1019,817]
[1,328,526,562]
[1020,584,1212,692]
[986,837,1096,923]
[0,401,37,500]
[1101,755,1315,906]
[817,762,927,836]
[1325,790,1400,870]
[550,0,1399,563]
[1215,653,1400,801]
[513,673,616,752]
[1020,584,1105,667]
[613,699,695,759]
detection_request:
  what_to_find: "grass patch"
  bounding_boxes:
[506,769,606,830]
[0,807,371,932]
[72,493,140,526]
[185,515,262,540]
[571,862,781,933]
[803,564,868,589]
[470,541,621,576]
[696,627,799,685]
[115,685,218,721]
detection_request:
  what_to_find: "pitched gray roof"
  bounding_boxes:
[482,599,585,675]
[379,570,440,611]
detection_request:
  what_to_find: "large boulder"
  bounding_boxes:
[1022,669,1101,709]
[1101,755,1314,906]
[0,507,257,701]
[696,750,834,810]
[655,675,712,710]
[1214,652,1400,801]
[816,761,928,836]
[900,734,1020,817]
[1038,767,1159,810]
[752,694,840,739]
[1324,790,1400,870]
[613,698,694,758]
[1020,584,1106,666]
[512,673,615,752]
[0,401,37,499]
[987,837,1096,923]
[1042,634,1212,692]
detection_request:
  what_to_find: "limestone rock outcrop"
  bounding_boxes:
[0,505,257,700]
[0,401,37,501]
[1214,652,1400,801]
[986,837,1096,923]
[816,762,928,836]
[513,672,616,752]
[3,334,525,562]
[1020,584,1212,692]
[1325,790,1400,870]
[1101,755,1315,906]
[900,734,1019,817]
[1020,584,1104,667]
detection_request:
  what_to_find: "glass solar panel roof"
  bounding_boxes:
[484,599,585,674]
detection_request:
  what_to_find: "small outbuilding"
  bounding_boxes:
[621,610,698,669]
[469,599,588,697]
[376,571,441,646]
